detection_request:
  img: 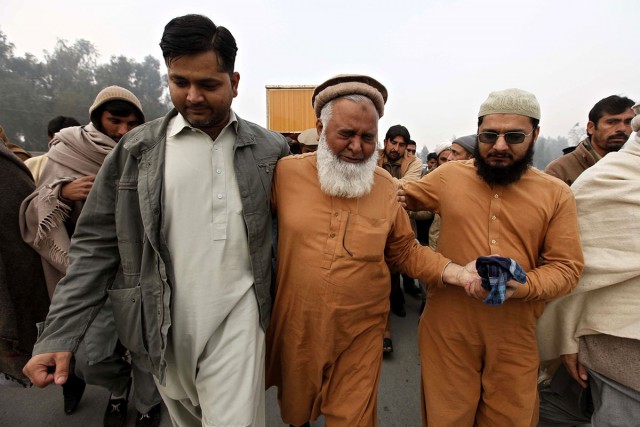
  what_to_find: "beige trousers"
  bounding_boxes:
[155,288,266,427]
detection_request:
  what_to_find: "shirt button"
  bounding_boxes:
[494,194,499,199]
[216,169,222,174]
[217,193,223,199]
[491,239,496,244]
[330,233,336,238]
[491,215,497,220]
[334,212,339,217]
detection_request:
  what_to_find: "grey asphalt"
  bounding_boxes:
[0,289,424,427]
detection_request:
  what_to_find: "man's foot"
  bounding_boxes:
[135,402,162,427]
[104,378,131,427]
[404,281,422,297]
[383,337,394,354]
[62,373,86,414]
[391,304,406,317]
[104,397,128,427]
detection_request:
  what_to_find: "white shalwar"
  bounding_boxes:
[158,112,265,427]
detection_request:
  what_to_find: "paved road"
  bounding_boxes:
[0,288,424,426]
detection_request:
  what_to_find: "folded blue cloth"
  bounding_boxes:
[475,256,527,306]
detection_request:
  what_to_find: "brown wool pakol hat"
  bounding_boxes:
[297,128,319,146]
[88,85,145,121]
[478,88,540,120]
[312,74,388,118]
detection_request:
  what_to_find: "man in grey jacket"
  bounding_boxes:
[23,14,289,427]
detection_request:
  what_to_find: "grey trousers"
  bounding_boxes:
[588,368,640,427]
[538,364,592,427]
[74,340,162,413]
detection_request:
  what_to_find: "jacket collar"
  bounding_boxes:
[123,109,178,159]
[123,108,256,159]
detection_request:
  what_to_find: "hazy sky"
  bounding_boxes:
[1,0,638,152]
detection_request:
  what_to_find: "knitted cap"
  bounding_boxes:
[452,134,477,154]
[88,86,145,121]
[312,74,388,118]
[632,102,640,132]
[478,88,540,120]
[297,128,319,146]
[434,142,451,156]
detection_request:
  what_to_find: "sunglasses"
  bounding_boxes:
[477,131,534,145]
[406,149,416,154]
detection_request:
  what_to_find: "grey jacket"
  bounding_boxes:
[33,109,290,384]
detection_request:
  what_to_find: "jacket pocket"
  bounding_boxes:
[256,156,279,200]
[107,286,149,357]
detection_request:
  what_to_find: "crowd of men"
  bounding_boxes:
[1,12,638,427]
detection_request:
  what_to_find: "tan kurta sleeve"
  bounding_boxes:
[384,191,449,288]
[512,185,583,301]
[402,166,441,213]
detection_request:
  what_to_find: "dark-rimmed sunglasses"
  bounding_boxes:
[477,131,533,145]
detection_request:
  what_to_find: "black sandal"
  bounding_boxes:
[383,337,394,354]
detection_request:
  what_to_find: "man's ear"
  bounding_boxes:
[531,126,540,145]
[316,118,323,137]
[230,72,240,98]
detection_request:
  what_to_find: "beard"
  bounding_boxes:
[316,132,378,198]
[473,143,535,186]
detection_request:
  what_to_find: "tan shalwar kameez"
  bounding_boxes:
[403,160,584,426]
[266,153,449,426]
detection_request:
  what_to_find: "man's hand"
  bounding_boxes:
[23,352,72,388]
[60,176,96,201]
[443,261,485,299]
[561,353,589,388]
[459,261,487,300]
[505,279,521,300]
[396,188,406,208]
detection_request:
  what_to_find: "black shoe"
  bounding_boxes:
[62,374,86,414]
[404,282,422,297]
[104,378,131,427]
[104,397,128,427]
[391,305,406,317]
[135,402,162,427]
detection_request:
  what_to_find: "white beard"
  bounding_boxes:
[316,132,378,198]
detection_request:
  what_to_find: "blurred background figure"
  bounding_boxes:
[297,127,319,153]
[0,143,49,387]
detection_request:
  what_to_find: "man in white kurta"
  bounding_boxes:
[160,111,264,426]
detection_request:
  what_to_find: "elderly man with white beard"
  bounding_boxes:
[265,74,481,427]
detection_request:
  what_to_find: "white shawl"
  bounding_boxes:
[537,136,640,361]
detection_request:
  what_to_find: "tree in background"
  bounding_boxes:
[567,122,587,146]
[418,146,430,163]
[0,30,170,152]
[533,135,568,170]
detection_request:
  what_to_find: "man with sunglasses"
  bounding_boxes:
[406,139,418,158]
[402,88,584,426]
[545,95,634,186]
